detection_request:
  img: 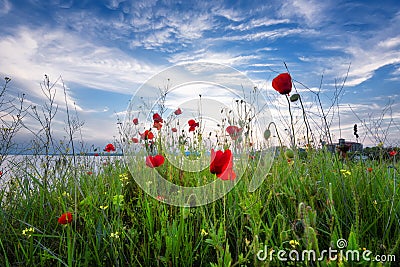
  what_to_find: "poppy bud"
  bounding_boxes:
[285,149,295,159]
[264,129,271,140]
[290,93,300,102]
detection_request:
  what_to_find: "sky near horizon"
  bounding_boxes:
[0,0,399,150]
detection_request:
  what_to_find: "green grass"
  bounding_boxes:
[0,150,399,266]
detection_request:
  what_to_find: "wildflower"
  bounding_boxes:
[119,174,130,186]
[146,154,165,168]
[153,121,162,130]
[287,159,294,165]
[100,205,109,210]
[94,153,99,156]
[201,229,208,236]
[156,195,165,201]
[210,149,236,180]
[367,167,373,173]
[272,73,292,95]
[389,150,397,157]
[289,239,300,248]
[22,227,35,238]
[119,173,129,181]
[112,195,124,207]
[132,118,139,125]
[226,125,242,140]
[153,113,163,123]
[104,143,116,152]
[174,108,182,115]
[373,200,377,206]
[87,171,93,175]
[188,119,199,132]
[110,231,120,239]
[0,171,3,177]
[58,212,73,225]
[171,127,177,132]
[245,238,251,247]
[340,169,351,177]
[140,130,154,140]
[131,137,139,143]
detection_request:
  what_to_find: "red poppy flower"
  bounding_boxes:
[157,195,165,201]
[188,119,199,132]
[174,108,182,115]
[58,212,73,225]
[140,130,154,140]
[367,167,373,173]
[226,125,242,140]
[131,137,139,143]
[87,171,93,175]
[153,121,163,130]
[210,149,236,180]
[146,155,165,168]
[272,73,292,95]
[104,143,116,152]
[389,150,397,157]
[133,118,139,125]
[172,127,177,132]
[153,113,163,123]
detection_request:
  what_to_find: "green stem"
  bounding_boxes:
[285,95,296,148]
[298,95,311,145]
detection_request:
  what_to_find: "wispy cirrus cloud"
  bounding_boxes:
[0,27,159,96]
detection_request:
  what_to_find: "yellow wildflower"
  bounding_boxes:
[289,239,299,248]
[340,169,351,177]
[110,232,120,239]
[201,229,208,236]
[22,227,35,238]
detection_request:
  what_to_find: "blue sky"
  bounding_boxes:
[0,0,399,149]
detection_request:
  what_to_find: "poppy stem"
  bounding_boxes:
[267,122,283,148]
[297,94,311,146]
[285,95,296,149]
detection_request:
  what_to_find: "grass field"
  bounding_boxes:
[0,148,398,266]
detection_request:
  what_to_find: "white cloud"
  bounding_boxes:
[213,7,244,22]
[0,26,165,145]
[130,10,214,50]
[0,0,11,16]
[168,49,259,66]
[228,18,290,31]
[279,0,330,26]
[378,37,400,49]
[341,43,400,86]
[0,27,160,96]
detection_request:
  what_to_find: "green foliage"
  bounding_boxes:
[0,151,398,266]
